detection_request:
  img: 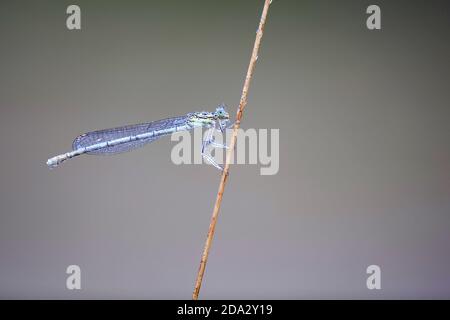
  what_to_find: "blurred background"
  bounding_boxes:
[0,0,449,298]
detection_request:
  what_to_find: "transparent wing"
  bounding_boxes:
[72,115,189,155]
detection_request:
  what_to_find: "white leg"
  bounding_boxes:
[202,125,214,153]
[210,141,229,149]
[205,121,230,149]
[219,120,235,132]
[201,152,224,171]
[201,122,225,171]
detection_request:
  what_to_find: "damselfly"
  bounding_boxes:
[46,104,231,170]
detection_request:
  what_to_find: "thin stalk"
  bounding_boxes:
[192,0,272,300]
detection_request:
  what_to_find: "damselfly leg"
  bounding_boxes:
[219,119,234,133]
[201,121,230,171]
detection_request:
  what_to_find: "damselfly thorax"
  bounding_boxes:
[188,108,230,128]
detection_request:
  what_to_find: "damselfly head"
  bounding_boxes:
[215,104,229,120]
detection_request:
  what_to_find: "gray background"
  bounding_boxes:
[0,0,449,298]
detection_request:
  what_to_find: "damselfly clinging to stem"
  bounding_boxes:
[46,104,232,170]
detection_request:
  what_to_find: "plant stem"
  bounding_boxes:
[192,0,272,300]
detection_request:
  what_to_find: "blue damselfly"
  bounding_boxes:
[46,104,231,170]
